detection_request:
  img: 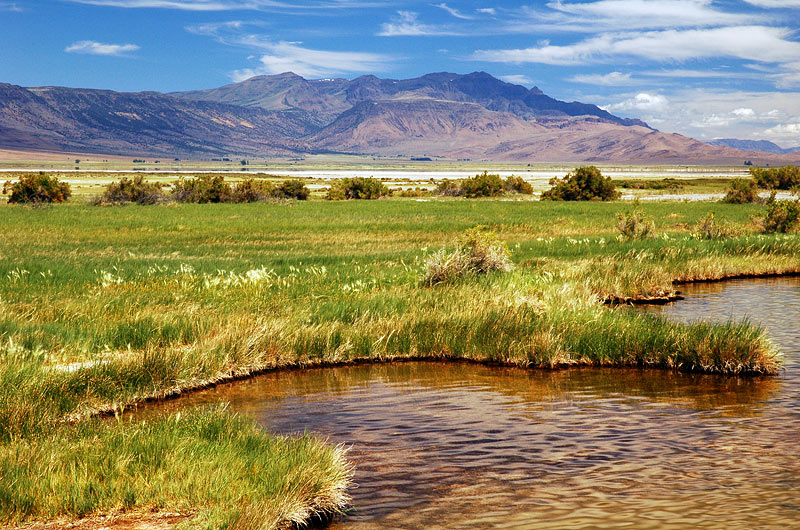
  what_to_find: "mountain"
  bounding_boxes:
[708,138,800,155]
[2,72,798,163]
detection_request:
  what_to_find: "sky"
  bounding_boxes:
[2,1,800,147]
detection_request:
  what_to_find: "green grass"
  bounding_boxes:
[0,198,796,528]
[0,407,351,529]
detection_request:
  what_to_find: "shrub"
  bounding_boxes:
[616,206,655,240]
[617,178,682,190]
[460,172,505,198]
[230,179,275,203]
[422,228,512,286]
[761,197,800,233]
[541,166,620,201]
[721,178,759,204]
[693,211,740,240]
[3,173,71,204]
[394,187,432,198]
[171,176,232,203]
[273,179,310,200]
[96,176,164,205]
[503,175,534,195]
[434,179,462,196]
[326,177,389,200]
[750,165,800,190]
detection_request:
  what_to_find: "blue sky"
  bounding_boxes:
[2,0,800,146]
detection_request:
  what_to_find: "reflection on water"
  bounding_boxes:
[150,277,800,528]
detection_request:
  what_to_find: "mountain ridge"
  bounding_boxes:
[1,72,798,164]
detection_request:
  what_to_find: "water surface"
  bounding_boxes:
[155,277,800,528]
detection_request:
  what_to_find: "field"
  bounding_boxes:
[1,185,799,528]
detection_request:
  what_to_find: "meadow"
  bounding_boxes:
[1,192,798,528]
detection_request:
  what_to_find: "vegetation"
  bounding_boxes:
[693,211,740,240]
[435,172,533,197]
[616,205,656,240]
[0,407,351,529]
[761,197,800,233]
[721,178,759,204]
[422,228,513,286]
[618,178,683,190]
[750,165,800,190]
[95,175,165,205]
[2,173,71,204]
[0,198,797,527]
[326,177,390,200]
[541,166,620,201]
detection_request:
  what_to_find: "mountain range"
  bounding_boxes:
[1,71,797,163]
[707,138,800,155]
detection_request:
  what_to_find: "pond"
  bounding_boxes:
[152,277,800,528]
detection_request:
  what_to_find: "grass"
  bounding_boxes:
[0,197,797,528]
[0,407,351,529]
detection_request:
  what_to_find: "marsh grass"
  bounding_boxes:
[0,407,352,529]
[0,199,796,527]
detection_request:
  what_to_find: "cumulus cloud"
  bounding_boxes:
[65,40,140,56]
[763,123,800,143]
[570,71,634,85]
[604,92,668,112]
[732,107,756,117]
[231,41,391,79]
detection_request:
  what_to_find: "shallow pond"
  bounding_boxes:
[154,277,800,528]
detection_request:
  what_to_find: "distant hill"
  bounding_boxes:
[708,138,800,155]
[1,71,799,163]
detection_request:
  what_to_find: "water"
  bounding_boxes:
[153,278,800,528]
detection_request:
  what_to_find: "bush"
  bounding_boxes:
[273,179,310,200]
[326,177,389,200]
[721,178,759,204]
[503,175,534,195]
[460,172,505,198]
[750,165,800,190]
[171,176,232,203]
[422,228,512,286]
[616,206,655,240]
[761,197,800,233]
[541,166,619,201]
[230,179,275,203]
[434,179,462,196]
[96,176,164,205]
[3,173,71,204]
[693,211,740,239]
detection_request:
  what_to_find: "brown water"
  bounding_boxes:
[155,277,800,528]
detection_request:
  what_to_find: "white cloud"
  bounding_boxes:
[378,11,462,36]
[231,41,391,79]
[742,0,800,7]
[604,92,668,112]
[65,40,140,56]
[642,68,764,80]
[570,71,634,85]
[511,0,762,33]
[0,2,22,11]
[435,3,474,19]
[473,26,800,65]
[477,7,496,15]
[499,74,534,86]
[67,0,379,10]
[763,123,800,144]
[732,107,756,117]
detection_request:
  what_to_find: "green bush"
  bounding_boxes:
[171,176,233,203]
[96,176,164,205]
[3,173,71,204]
[273,179,310,200]
[541,166,619,201]
[230,179,275,203]
[750,165,800,190]
[616,206,655,240]
[434,179,463,196]
[422,228,512,286]
[693,211,740,239]
[460,172,505,198]
[326,177,389,200]
[761,197,800,233]
[721,178,759,204]
[503,175,534,195]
